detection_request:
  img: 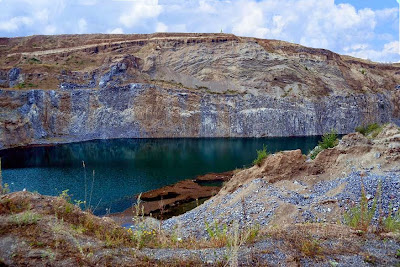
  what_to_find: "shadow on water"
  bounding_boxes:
[0,137,321,215]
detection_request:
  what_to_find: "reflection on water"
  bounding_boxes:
[0,137,320,215]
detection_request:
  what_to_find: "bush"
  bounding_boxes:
[253,145,269,166]
[309,131,338,160]
[319,130,338,149]
[355,123,382,138]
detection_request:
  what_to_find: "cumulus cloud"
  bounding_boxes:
[347,41,400,62]
[198,0,217,13]
[0,16,32,32]
[119,0,162,28]
[108,27,124,34]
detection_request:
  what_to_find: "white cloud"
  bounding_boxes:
[44,24,57,35]
[78,18,87,33]
[198,0,216,13]
[347,41,400,62]
[35,9,50,22]
[0,16,33,32]
[231,2,268,38]
[108,27,124,34]
[119,0,162,28]
[156,22,168,32]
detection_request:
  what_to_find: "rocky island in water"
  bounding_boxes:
[0,33,399,266]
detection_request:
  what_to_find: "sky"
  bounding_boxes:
[0,0,399,63]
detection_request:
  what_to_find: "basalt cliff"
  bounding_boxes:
[0,33,400,149]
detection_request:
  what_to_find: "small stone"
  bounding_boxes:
[375,152,381,159]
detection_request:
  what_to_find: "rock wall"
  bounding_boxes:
[0,84,398,149]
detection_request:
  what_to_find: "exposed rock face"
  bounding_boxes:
[0,85,397,149]
[0,33,399,148]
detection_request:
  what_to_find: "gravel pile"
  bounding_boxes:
[163,170,400,239]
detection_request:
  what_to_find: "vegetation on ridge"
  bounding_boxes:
[309,130,339,160]
[253,145,269,166]
[355,123,384,138]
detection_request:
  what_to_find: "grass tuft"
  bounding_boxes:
[10,211,42,227]
[343,181,380,232]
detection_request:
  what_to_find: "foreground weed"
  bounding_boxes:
[382,205,400,233]
[129,194,158,249]
[301,238,323,257]
[205,219,228,247]
[226,221,260,267]
[343,181,380,232]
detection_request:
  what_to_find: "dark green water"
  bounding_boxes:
[0,137,320,215]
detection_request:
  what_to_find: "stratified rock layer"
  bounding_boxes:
[0,33,399,148]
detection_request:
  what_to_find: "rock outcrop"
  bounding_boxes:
[0,33,399,148]
[0,85,397,149]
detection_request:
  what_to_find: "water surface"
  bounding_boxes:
[0,137,320,215]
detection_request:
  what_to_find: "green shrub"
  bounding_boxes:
[309,131,338,160]
[355,123,382,138]
[319,130,338,149]
[253,145,269,166]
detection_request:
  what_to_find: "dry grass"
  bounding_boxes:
[264,223,362,259]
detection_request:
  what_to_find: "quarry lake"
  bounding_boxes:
[0,137,321,215]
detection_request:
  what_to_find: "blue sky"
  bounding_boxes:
[0,0,399,62]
